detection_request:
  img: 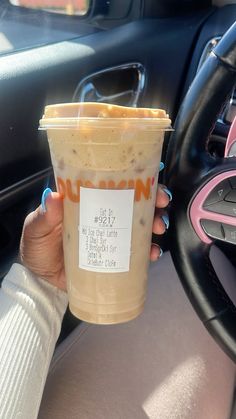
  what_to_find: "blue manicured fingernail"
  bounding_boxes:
[159,162,165,172]
[162,187,172,202]
[159,247,163,257]
[41,188,52,213]
[161,215,169,230]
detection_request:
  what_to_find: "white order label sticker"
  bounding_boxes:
[79,187,134,273]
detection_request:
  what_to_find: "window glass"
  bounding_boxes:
[9,0,90,16]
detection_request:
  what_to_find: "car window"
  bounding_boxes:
[0,0,136,56]
[213,0,236,5]
[0,0,98,56]
[9,0,90,16]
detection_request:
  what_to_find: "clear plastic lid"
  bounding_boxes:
[39,102,172,130]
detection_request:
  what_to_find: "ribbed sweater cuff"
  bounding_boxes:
[0,263,68,419]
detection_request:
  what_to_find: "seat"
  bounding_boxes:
[39,247,236,419]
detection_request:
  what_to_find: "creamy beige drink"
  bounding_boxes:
[40,103,171,324]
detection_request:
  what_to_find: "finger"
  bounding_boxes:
[150,244,163,262]
[23,191,63,238]
[155,185,172,209]
[152,214,166,235]
[41,191,63,228]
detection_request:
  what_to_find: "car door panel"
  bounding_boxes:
[0,10,215,188]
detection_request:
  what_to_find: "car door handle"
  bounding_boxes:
[78,81,135,104]
[73,63,146,107]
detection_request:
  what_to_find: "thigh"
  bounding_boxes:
[39,248,236,419]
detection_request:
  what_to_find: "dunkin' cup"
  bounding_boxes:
[40,103,171,324]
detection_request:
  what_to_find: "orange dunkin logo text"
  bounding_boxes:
[57,176,155,202]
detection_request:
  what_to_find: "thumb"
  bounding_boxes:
[23,190,63,239]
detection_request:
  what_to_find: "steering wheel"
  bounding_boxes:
[165,22,236,362]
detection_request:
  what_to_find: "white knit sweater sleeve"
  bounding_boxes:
[0,263,68,419]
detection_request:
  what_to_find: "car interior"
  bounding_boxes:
[0,0,236,415]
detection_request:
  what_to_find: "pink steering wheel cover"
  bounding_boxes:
[189,170,236,243]
[224,115,236,157]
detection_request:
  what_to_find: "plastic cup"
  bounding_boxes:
[40,102,171,324]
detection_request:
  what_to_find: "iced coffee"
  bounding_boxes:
[40,103,171,324]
